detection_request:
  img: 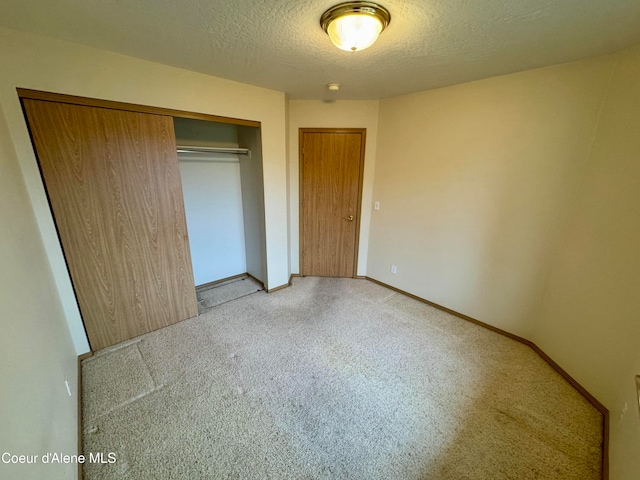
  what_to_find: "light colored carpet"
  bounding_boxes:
[82,277,603,479]
[196,276,263,312]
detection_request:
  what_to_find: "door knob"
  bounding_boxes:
[346,215,354,221]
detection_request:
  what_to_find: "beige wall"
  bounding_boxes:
[532,45,640,480]
[369,48,640,477]
[369,56,614,338]
[0,26,289,355]
[0,103,77,479]
[288,100,379,275]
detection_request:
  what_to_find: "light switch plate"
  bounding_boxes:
[374,201,380,211]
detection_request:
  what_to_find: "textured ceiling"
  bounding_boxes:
[1,0,640,99]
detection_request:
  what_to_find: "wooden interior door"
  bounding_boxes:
[23,99,198,350]
[300,129,365,277]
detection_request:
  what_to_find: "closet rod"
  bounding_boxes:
[176,145,251,156]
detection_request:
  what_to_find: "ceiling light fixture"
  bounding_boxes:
[320,2,391,52]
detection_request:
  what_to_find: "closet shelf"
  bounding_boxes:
[177,145,251,156]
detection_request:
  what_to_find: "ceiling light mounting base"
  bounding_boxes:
[321,2,391,32]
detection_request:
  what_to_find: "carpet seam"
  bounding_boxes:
[84,385,166,429]
[136,341,160,391]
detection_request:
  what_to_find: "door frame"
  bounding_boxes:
[17,88,261,127]
[298,128,367,278]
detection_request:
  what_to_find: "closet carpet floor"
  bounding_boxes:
[81,277,603,480]
[196,276,264,313]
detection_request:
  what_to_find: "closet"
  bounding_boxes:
[20,89,267,351]
[174,118,267,289]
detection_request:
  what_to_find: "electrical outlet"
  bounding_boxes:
[374,201,380,211]
[391,265,397,274]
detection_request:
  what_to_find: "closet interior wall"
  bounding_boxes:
[174,118,267,287]
[238,125,268,284]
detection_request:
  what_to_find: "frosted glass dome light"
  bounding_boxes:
[321,2,391,52]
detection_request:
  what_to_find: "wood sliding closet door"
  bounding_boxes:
[23,99,198,350]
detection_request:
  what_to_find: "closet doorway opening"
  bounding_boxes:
[174,118,268,311]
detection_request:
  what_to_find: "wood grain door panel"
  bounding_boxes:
[23,99,198,350]
[301,130,365,277]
